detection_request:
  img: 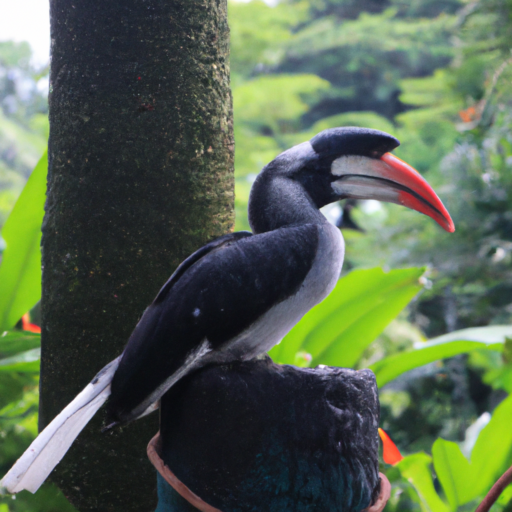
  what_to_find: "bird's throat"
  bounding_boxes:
[248,175,327,234]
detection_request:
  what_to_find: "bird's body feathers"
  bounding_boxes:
[107,221,344,426]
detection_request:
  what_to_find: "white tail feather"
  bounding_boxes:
[0,357,121,494]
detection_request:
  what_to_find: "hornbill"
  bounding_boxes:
[1,127,454,494]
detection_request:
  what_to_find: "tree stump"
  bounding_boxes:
[149,358,382,512]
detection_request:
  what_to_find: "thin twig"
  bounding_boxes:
[454,0,479,28]
[475,464,512,512]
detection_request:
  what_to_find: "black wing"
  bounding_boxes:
[153,231,253,305]
[107,224,319,425]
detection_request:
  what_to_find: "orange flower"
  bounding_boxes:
[378,428,403,465]
[21,313,41,334]
[459,106,477,123]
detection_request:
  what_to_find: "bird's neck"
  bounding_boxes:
[248,174,327,234]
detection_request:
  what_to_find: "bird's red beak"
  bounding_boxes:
[379,153,455,233]
[331,153,455,233]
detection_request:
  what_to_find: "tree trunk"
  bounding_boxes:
[40,1,233,510]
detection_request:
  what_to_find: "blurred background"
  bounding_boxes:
[1,0,512,510]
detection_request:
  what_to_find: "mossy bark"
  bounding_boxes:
[40,1,234,510]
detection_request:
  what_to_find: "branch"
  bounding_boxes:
[475,464,512,512]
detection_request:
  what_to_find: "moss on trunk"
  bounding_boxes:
[40,1,233,510]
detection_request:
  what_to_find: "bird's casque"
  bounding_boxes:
[1,127,454,494]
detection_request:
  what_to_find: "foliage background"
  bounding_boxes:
[0,0,512,510]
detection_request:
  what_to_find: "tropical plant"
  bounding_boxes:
[0,152,74,510]
[0,42,48,228]
[0,1,511,509]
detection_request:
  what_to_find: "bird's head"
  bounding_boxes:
[252,126,454,233]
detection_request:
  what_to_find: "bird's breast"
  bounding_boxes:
[215,223,345,361]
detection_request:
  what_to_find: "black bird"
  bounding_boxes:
[336,199,365,231]
[1,127,454,494]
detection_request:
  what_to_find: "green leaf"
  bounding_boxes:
[271,267,394,362]
[316,284,423,367]
[0,152,47,331]
[398,453,449,512]
[0,348,40,373]
[420,326,512,346]
[371,326,512,387]
[483,365,512,393]
[0,385,39,433]
[498,483,512,505]
[432,395,512,507]
[470,394,512,494]
[0,331,40,357]
[271,267,424,365]
[432,439,475,510]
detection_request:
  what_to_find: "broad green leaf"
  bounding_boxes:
[0,348,40,373]
[305,268,424,366]
[271,267,424,365]
[432,395,512,508]
[432,439,475,509]
[371,326,512,387]
[0,152,47,331]
[470,394,512,494]
[303,271,420,356]
[271,267,394,362]
[372,342,503,388]
[483,365,512,393]
[317,284,422,367]
[498,484,512,505]
[0,331,40,357]
[270,268,396,363]
[419,326,512,346]
[398,453,449,512]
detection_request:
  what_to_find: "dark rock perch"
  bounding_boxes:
[150,358,381,512]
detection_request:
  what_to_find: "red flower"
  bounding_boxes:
[378,428,403,465]
[22,313,41,334]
